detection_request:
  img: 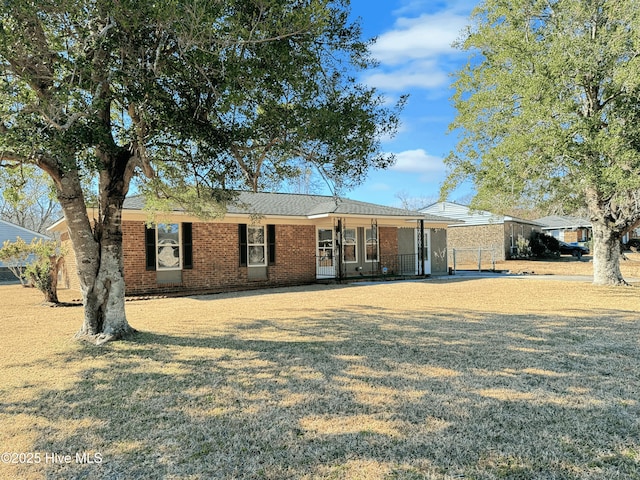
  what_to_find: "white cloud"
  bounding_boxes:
[371,12,468,65]
[391,149,446,174]
[364,63,448,91]
[363,6,472,93]
[369,182,392,191]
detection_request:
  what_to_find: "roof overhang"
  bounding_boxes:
[46,217,66,233]
[540,224,592,230]
[48,208,454,232]
[307,212,424,220]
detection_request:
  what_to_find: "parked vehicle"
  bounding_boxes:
[623,238,640,252]
[558,241,589,259]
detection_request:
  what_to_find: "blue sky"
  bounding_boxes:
[340,0,478,208]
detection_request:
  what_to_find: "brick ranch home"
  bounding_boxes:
[49,192,454,296]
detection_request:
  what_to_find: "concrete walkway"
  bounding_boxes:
[437,269,640,283]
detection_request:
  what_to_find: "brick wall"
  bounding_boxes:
[61,221,411,295]
[377,226,398,274]
[448,223,507,262]
[379,226,398,259]
[123,221,317,296]
[562,229,590,243]
[183,222,245,292]
[448,222,541,263]
[122,221,158,294]
[267,224,317,285]
[503,221,539,258]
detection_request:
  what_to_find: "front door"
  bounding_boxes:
[417,228,431,275]
[316,228,336,278]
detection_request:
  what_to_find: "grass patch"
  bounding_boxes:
[1,277,640,479]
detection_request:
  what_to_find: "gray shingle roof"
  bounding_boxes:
[535,215,592,229]
[123,191,452,221]
[422,201,542,226]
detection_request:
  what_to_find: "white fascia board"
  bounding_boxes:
[46,218,66,233]
[308,213,424,221]
[504,216,545,226]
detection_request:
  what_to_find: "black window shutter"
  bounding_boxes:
[182,223,193,269]
[239,224,247,267]
[145,226,156,271]
[268,224,276,265]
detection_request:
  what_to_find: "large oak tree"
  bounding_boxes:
[0,0,403,343]
[444,0,640,285]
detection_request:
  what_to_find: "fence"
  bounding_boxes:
[379,253,420,276]
[316,253,421,279]
[316,254,336,279]
[452,248,496,273]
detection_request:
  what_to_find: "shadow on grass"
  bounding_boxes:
[4,306,640,479]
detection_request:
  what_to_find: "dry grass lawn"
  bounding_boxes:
[458,251,640,279]
[1,266,640,479]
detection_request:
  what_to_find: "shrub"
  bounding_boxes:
[0,237,64,303]
[0,237,31,285]
[514,235,532,258]
[530,231,560,258]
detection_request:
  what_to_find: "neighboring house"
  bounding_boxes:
[0,219,52,282]
[625,226,640,245]
[49,192,455,296]
[421,201,542,262]
[534,215,592,244]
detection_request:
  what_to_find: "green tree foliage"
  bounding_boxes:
[444,0,640,285]
[24,238,65,304]
[0,0,404,342]
[0,237,64,303]
[0,237,31,286]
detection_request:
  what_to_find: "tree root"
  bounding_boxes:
[593,278,632,287]
[74,327,139,345]
[45,301,82,307]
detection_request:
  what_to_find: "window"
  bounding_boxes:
[145,223,193,271]
[248,225,266,266]
[343,228,357,262]
[157,223,181,270]
[366,226,378,262]
[239,224,275,267]
[318,229,333,266]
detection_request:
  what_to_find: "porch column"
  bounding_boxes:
[419,219,425,275]
[336,218,343,280]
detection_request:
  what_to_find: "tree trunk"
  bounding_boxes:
[27,260,59,304]
[43,262,60,304]
[43,288,59,303]
[50,165,135,344]
[40,254,64,304]
[591,220,626,286]
[77,239,133,343]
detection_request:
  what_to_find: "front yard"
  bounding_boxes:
[495,252,640,278]
[1,277,639,479]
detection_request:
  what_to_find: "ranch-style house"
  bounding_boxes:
[49,192,455,296]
